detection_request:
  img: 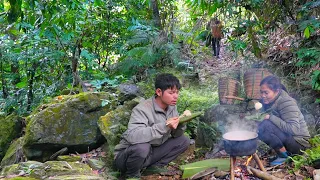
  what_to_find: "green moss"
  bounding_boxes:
[1,137,24,167]
[1,164,19,175]
[0,114,22,160]
[44,161,93,177]
[5,177,39,180]
[57,155,81,162]
[47,175,104,180]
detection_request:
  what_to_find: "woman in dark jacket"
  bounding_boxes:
[258,75,310,166]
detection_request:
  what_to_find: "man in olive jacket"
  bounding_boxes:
[114,73,190,178]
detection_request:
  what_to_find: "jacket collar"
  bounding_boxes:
[152,96,175,114]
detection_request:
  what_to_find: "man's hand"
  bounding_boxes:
[264,114,270,120]
[166,117,179,129]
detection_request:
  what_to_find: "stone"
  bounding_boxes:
[0,114,23,161]
[196,104,258,148]
[87,158,106,170]
[117,84,141,102]
[57,155,81,162]
[1,161,96,179]
[1,137,25,167]
[97,97,143,156]
[23,92,118,161]
[47,175,104,180]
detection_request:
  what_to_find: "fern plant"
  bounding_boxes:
[116,20,181,78]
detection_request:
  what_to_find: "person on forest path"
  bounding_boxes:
[210,18,223,58]
[113,73,190,178]
[258,75,310,166]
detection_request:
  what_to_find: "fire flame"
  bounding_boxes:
[246,155,253,166]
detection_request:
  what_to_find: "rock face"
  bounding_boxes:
[117,84,141,103]
[0,114,22,161]
[196,104,258,148]
[1,137,25,167]
[97,97,143,159]
[23,92,118,161]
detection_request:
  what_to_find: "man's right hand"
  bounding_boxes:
[166,117,179,129]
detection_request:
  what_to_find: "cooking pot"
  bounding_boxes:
[223,130,258,156]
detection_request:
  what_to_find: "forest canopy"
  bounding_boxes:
[0,0,319,115]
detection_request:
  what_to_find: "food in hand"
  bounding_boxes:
[254,102,263,110]
[180,110,192,118]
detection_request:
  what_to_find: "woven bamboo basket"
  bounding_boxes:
[218,77,240,105]
[244,68,272,100]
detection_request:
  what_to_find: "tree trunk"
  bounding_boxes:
[151,0,162,29]
[11,62,20,85]
[0,53,9,99]
[27,62,36,112]
[72,44,81,87]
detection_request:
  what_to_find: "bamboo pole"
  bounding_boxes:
[230,156,236,180]
[224,95,245,101]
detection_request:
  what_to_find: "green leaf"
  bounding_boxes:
[304,26,310,38]
[16,81,28,88]
[179,112,203,123]
[180,159,230,178]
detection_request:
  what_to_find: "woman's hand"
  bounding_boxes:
[264,114,270,120]
[166,117,179,129]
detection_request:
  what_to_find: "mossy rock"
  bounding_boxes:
[0,114,23,161]
[57,155,81,162]
[47,175,104,180]
[87,158,105,170]
[97,97,143,151]
[43,161,93,177]
[1,137,25,167]
[23,92,118,161]
[1,161,94,179]
[2,177,39,180]
[1,161,45,178]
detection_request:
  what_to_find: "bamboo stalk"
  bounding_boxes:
[224,95,245,101]
[253,153,266,172]
[230,156,236,180]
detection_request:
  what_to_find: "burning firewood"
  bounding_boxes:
[247,166,282,180]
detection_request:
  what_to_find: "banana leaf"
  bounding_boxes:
[179,112,203,124]
[180,159,230,179]
[244,113,266,121]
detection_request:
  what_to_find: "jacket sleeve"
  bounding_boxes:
[123,107,170,144]
[269,97,301,135]
[171,123,186,138]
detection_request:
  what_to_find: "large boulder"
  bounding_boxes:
[0,114,22,161]
[117,84,141,103]
[23,92,118,161]
[196,104,258,148]
[97,97,143,160]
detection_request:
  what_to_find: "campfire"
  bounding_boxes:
[229,153,267,180]
[222,130,276,180]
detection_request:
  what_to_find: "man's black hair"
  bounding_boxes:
[155,73,181,92]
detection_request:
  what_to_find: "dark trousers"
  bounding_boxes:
[212,37,221,57]
[258,120,304,155]
[114,135,190,177]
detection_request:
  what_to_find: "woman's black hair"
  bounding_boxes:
[155,73,181,92]
[260,75,288,92]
